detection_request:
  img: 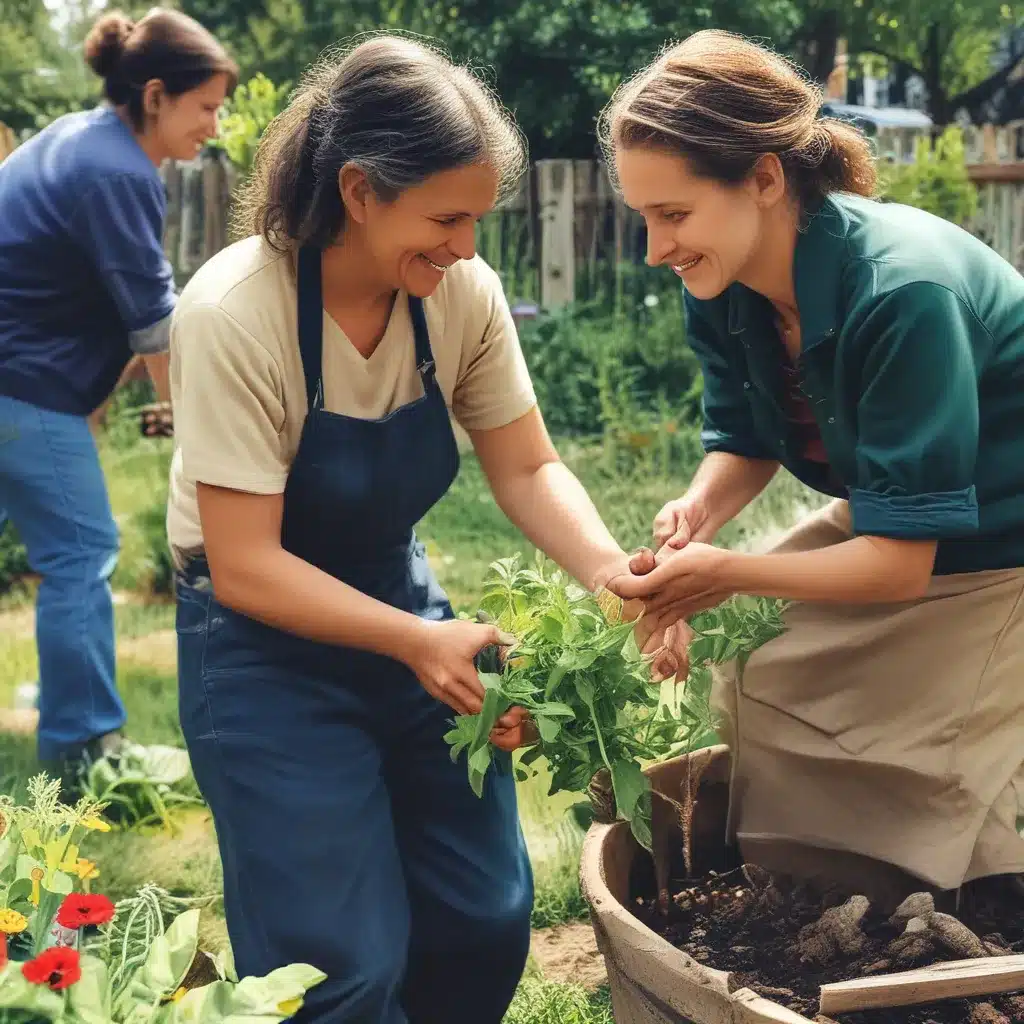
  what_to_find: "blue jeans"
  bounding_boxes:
[0,395,125,760]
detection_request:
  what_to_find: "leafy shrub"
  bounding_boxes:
[213,73,291,175]
[518,296,701,439]
[0,520,30,594]
[878,126,979,227]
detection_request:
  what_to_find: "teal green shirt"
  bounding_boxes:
[686,192,1024,575]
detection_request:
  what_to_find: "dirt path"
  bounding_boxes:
[118,629,176,673]
[529,922,606,991]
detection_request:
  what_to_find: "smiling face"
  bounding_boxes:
[615,146,773,301]
[345,162,499,298]
[145,72,230,162]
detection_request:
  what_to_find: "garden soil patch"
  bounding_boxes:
[632,864,1024,1024]
[529,923,607,991]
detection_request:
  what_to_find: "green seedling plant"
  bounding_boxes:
[445,553,786,850]
[77,743,205,834]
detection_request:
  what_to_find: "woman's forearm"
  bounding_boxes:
[720,535,937,604]
[210,545,427,664]
[687,452,779,538]
[489,460,624,590]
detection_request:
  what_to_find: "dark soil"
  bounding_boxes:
[631,865,1024,1024]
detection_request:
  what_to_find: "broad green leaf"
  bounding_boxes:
[117,908,202,1015]
[537,716,561,744]
[610,760,648,823]
[67,954,113,1024]
[574,678,595,706]
[629,812,653,852]
[171,963,327,1023]
[531,702,575,719]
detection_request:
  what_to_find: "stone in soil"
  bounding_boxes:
[631,865,1024,1024]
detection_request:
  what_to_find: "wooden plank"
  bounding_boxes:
[537,159,575,309]
[819,954,1024,1016]
[968,162,1024,184]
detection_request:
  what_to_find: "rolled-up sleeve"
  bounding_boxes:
[69,172,177,346]
[850,282,982,539]
[684,290,775,460]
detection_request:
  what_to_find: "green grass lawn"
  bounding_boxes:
[0,429,816,1022]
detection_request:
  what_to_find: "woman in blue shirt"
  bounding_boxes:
[0,7,235,787]
[602,31,1024,907]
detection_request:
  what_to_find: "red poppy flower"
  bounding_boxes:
[21,947,82,990]
[56,893,116,929]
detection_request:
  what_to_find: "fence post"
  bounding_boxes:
[537,159,575,309]
[201,150,229,261]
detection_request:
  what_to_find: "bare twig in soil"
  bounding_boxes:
[680,746,713,878]
[797,895,870,966]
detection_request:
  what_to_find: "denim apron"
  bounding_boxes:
[175,246,533,1024]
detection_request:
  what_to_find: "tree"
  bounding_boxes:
[847,0,1024,123]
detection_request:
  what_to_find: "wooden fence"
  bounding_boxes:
[158,120,1024,310]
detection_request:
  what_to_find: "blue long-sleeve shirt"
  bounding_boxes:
[0,105,177,416]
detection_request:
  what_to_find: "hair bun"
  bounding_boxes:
[83,11,135,79]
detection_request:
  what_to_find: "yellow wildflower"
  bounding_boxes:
[80,816,111,833]
[75,859,99,881]
[0,909,28,934]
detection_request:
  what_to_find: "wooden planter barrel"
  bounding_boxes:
[579,745,815,1024]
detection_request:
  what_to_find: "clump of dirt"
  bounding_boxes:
[632,865,1024,1023]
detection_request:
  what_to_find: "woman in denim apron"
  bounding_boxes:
[168,35,689,1024]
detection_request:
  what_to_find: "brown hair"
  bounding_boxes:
[84,7,237,130]
[599,30,877,208]
[235,33,528,252]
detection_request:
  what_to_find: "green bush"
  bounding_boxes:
[878,126,979,227]
[213,73,291,175]
[518,296,701,439]
[0,520,30,593]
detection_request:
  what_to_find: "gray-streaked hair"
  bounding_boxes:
[235,33,528,251]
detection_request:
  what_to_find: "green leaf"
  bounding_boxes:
[609,760,648,823]
[67,955,113,1024]
[116,908,202,1015]
[537,716,561,743]
[531,702,575,719]
[170,962,327,1023]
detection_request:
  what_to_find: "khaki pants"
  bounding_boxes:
[713,499,1024,896]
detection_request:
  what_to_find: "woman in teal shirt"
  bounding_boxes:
[601,29,1024,905]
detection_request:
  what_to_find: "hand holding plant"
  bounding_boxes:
[445,553,786,850]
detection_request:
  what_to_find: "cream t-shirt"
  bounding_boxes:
[166,235,537,567]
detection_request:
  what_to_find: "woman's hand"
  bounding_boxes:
[653,493,713,552]
[405,619,522,726]
[140,401,174,438]
[606,542,732,616]
[489,706,539,752]
[593,548,693,683]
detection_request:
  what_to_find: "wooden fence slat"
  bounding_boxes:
[538,159,576,309]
